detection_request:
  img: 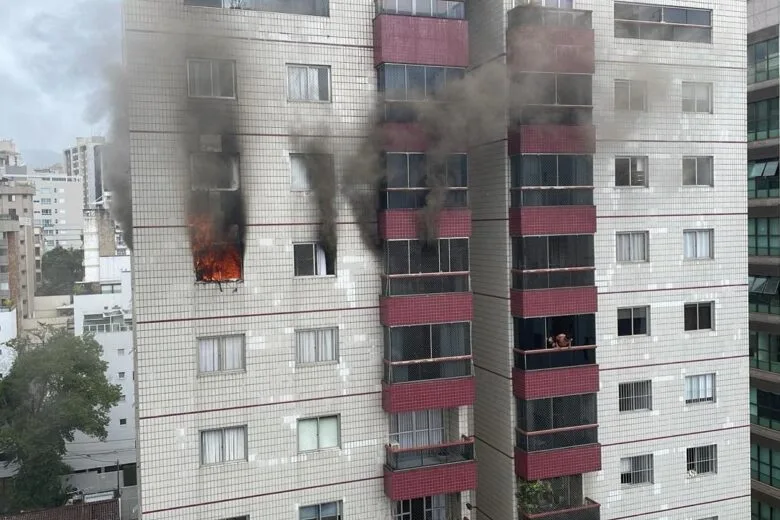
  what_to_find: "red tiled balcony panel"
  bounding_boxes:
[514,443,601,480]
[511,286,597,318]
[507,26,595,74]
[513,364,599,399]
[508,125,595,155]
[374,14,469,67]
[384,456,477,500]
[520,499,600,520]
[380,292,473,326]
[382,376,475,413]
[380,208,472,240]
[509,206,596,236]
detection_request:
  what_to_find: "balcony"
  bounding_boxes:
[512,285,597,318]
[374,14,469,67]
[513,347,599,399]
[509,206,596,236]
[384,438,477,500]
[382,372,475,413]
[379,207,471,240]
[515,438,601,480]
[508,125,596,155]
[520,499,600,520]
[381,290,473,326]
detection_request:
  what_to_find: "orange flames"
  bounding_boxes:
[188,214,242,282]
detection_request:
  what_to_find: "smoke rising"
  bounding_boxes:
[295,138,339,263]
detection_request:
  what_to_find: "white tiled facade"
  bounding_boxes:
[128,0,749,519]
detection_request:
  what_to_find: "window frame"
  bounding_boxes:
[686,444,717,476]
[614,156,648,187]
[197,334,246,374]
[683,229,714,260]
[295,327,339,365]
[682,156,713,186]
[614,79,647,111]
[614,3,712,43]
[297,415,341,452]
[748,98,780,142]
[618,380,653,412]
[683,302,713,331]
[299,501,343,520]
[287,64,332,103]
[684,373,716,404]
[189,152,240,191]
[681,82,712,114]
[617,306,649,336]
[615,231,649,263]
[748,37,780,84]
[186,58,237,100]
[620,454,654,485]
[293,242,336,277]
[199,425,248,465]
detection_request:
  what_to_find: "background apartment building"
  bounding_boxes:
[127,0,748,519]
[0,180,37,321]
[747,0,780,519]
[64,136,108,208]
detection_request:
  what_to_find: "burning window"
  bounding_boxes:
[191,153,239,191]
[294,242,335,276]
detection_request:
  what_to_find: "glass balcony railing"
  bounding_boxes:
[376,0,465,20]
[383,273,470,296]
[512,268,594,291]
[384,356,472,383]
[381,188,468,210]
[509,5,592,30]
[516,425,598,452]
[514,345,596,371]
[511,187,593,207]
[386,437,475,470]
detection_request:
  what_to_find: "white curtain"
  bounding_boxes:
[620,457,632,474]
[429,495,446,520]
[317,328,336,362]
[200,430,222,464]
[298,418,318,451]
[223,426,246,461]
[288,66,308,100]
[630,233,646,261]
[616,233,631,261]
[413,410,430,445]
[318,416,339,448]
[296,330,317,364]
[290,155,309,191]
[696,231,711,258]
[428,410,444,445]
[315,244,328,275]
[199,338,219,373]
[684,231,697,259]
[686,374,714,401]
[223,336,244,371]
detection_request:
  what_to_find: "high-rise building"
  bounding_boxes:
[0,180,37,322]
[126,0,749,519]
[747,0,780,518]
[0,140,23,170]
[63,137,108,208]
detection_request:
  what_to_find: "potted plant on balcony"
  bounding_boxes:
[517,479,554,514]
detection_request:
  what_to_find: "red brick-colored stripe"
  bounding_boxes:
[382,377,476,413]
[509,206,596,236]
[380,292,473,326]
[514,444,601,480]
[508,125,596,155]
[383,460,477,500]
[374,14,469,67]
[379,208,472,240]
[512,365,599,399]
[511,286,597,318]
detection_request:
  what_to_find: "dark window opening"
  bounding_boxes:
[684,302,712,331]
[514,314,596,350]
[513,235,594,269]
[517,394,597,431]
[384,323,472,382]
[382,153,467,209]
[617,306,648,336]
[294,243,336,276]
[189,191,244,283]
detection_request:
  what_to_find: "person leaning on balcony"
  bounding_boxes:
[547,333,572,349]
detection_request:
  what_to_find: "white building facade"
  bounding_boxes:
[64,137,108,209]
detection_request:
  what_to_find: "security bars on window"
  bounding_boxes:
[687,444,717,475]
[299,501,342,520]
[685,373,715,404]
[619,380,652,412]
[394,496,446,520]
[620,454,653,484]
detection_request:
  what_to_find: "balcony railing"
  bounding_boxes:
[511,106,593,126]
[512,268,594,291]
[514,345,596,371]
[376,0,465,19]
[516,424,597,452]
[386,437,475,470]
[520,498,600,520]
[383,273,470,296]
[511,187,593,207]
[508,5,592,29]
[381,187,468,210]
[384,356,473,383]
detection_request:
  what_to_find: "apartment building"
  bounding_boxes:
[0,140,23,170]
[747,1,780,518]
[126,0,748,519]
[0,181,37,321]
[63,137,108,208]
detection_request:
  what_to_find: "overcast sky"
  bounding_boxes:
[0,0,121,161]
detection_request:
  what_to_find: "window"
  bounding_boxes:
[748,159,780,199]
[184,0,329,16]
[682,157,713,186]
[119,395,126,402]
[294,243,335,276]
[748,98,780,141]
[749,218,780,256]
[510,154,593,207]
[752,444,780,489]
[682,82,712,113]
[685,373,715,403]
[752,388,780,429]
[395,496,446,520]
[383,153,467,209]
[687,445,717,475]
[118,349,125,356]
[119,419,127,425]
[287,65,330,102]
[386,238,469,274]
[513,235,594,290]
[118,372,125,379]
[378,64,465,102]
[513,73,593,106]
[620,454,653,485]
[384,322,472,382]
[291,154,310,191]
[617,307,649,336]
[616,232,648,262]
[378,0,465,19]
[296,328,338,364]
[750,331,780,373]
[517,394,597,431]
[619,381,652,412]
[390,410,444,447]
[298,416,339,451]
[614,79,646,111]
[684,302,712,331]
[615,157,647,186]
[300,501,342,520]
[748,37,779,84]
[614,3,712,43]
[683,229,713,259]
[198,335,245,373]
[187,58,236,99]
[122,463,137,487]
[200,426,247,464]
[190,153,239,191]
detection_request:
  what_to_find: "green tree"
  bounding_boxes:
[0,327,121,512]
[37,247,84,296]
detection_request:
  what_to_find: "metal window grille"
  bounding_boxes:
[685,373,715,403]
[620,454,653,484]
[394,495,446,520]
[619,381,652,412]
[687,444,717,475]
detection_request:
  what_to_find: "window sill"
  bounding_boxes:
[621,482,653,488]
[683,258,714,262]
[686,472,716,479]
[681,184,714,188]
[298,446,341,455]
[200,459,248,469]
[197,369,247,378]
[287,99,333,104]
[613,185,649,189]
[296,361,340,368]
[294,275,337,279]
[616,260,650,264]
[188,95,238,102]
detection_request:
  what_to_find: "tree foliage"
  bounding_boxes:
[0,327,121,512]
[37,247,84,296]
